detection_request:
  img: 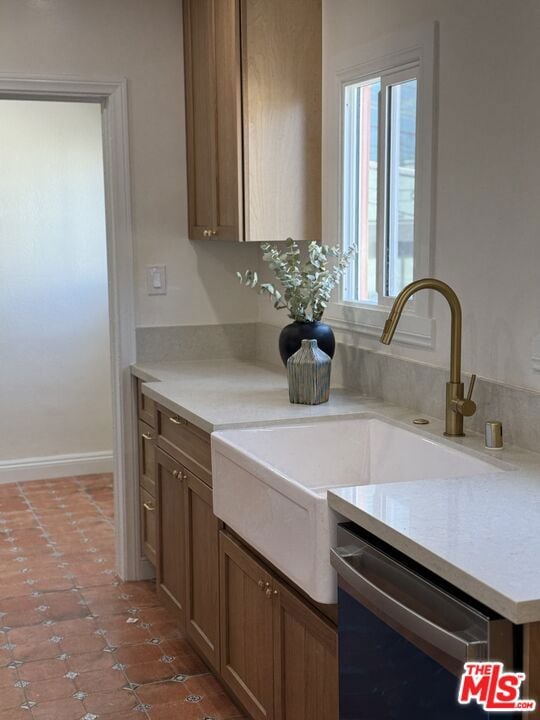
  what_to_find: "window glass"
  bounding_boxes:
[342,73,418,304]
[385,78,417,298]
[343,79,380,303]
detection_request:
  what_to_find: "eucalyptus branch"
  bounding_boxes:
[237,238,356,322]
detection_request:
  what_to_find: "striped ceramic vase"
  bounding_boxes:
[287,338,331,405]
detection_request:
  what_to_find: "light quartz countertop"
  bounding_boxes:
[132,359,540,624]
[132,359,371,433]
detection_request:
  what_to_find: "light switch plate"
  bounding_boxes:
[146,265,167,295]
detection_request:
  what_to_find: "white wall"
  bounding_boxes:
[0,100,112,464]
[0,0,260,330]
[261,0,540,393]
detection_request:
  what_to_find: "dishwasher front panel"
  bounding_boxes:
[333,524,518,720]
[339,585,486,719]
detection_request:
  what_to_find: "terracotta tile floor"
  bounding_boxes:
[0,474,245,720]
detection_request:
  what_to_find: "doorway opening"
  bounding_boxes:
[0,99,113,482]
[0,76,138,582]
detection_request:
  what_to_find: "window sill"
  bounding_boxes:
[326,301,435,349]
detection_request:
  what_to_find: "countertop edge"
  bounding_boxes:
[131,365,161,383]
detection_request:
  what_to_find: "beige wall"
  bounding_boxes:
[260,0,540,392]
[0,100,112,461]
[0,0,259,329]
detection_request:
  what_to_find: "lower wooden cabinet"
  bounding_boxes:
[185,470,221,672]
[273,579,338,720]
[219,531,338,720]
[220,531,275,720]
[135,384,338,720]
[156,448,187,628]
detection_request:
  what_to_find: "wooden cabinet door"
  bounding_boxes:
[219,532,275,720]
[140,488,157,566]
[183,0,242,241]
[241,0,321,243]
[273,579,338,720]
[156,448,187,628]
[184,470,220,672]
[138,420,155,496]
[212,0,243,240]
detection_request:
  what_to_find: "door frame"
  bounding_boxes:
[0,74,141,580]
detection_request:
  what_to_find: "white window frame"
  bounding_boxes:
[325,23,438,348]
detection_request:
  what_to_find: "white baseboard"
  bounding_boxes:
[0,451,114,484]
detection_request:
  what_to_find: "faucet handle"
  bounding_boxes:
[466,374,476,401]
[454,374,477,417]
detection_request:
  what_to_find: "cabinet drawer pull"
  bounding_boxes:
[172,469,179,478]
[169,416,187,426]
[258,580,265,590]
[141,432,153,441]
[265,587,274,599]
[143,502,155,512]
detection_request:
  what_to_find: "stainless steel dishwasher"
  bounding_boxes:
[330,523,519,719]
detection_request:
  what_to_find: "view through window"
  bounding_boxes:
[342,72,418,304]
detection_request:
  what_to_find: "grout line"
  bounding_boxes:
[74,475,116,531]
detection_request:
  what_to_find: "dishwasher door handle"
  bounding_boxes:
[330,545,487,665]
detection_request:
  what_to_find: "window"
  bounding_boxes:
[325,25,436,347]
[342,68,419,305]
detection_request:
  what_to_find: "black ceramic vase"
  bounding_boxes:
[278,320,335,367]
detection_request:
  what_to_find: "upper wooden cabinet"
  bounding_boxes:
[183,0,322,242]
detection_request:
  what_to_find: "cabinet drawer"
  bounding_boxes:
[137,378,155,427]
[156,404,212,486]
[138,420,156,496]
[140,487,157,566]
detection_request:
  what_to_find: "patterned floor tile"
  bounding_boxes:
[0,475,243,720]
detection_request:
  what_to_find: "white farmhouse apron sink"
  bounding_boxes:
[211,417,499,604]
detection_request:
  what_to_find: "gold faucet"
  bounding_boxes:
[380,278,477,437]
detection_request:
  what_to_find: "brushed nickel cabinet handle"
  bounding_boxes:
[265,587,273,599]
[258,580,265,590]
[172,469,179,478]
[203,229,212,237]
[169,416,187,426]
[143,502,155,512]
[141,432,153,441]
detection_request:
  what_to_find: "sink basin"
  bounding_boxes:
[211,416,500,604]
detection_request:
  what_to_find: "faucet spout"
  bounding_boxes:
[380,278,462,383]
[380,278,475,436]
